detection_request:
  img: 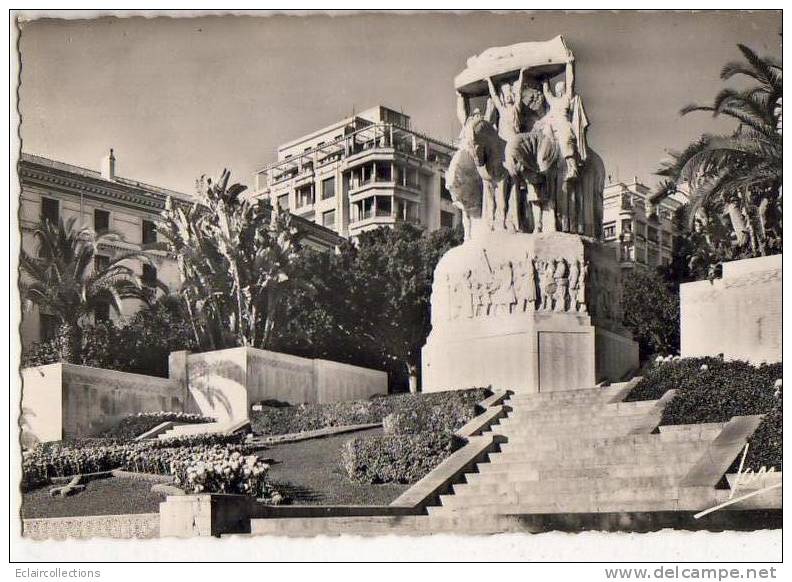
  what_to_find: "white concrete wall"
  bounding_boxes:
[20,364,64,445]
[185,347,388,422]
[680,254,781,363]
[314,358,387,403]
[20,363,185,443]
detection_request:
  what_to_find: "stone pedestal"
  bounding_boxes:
[422,231,638,393]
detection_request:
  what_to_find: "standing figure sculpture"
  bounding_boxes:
[512,256,538,312]
[568,258,581,312]
[552,257,569,312]
[539,259,557,311]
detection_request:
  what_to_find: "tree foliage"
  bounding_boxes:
[654,44,782,277]
[621,267,680,360]
[275,224,463,391]
[157,170,305,351]
[19,216,153,362]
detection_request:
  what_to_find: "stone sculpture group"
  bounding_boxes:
[442,252,590,321]
[447,35,605,241]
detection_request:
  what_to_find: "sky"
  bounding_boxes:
[17,11,781,195]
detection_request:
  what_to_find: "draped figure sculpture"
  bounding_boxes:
[446,35,605,240]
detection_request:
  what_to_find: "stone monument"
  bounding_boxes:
[422,36,638,393]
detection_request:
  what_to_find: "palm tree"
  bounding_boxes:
[655,44,782,258]
[20,216,154,362]
[157,170,309,351]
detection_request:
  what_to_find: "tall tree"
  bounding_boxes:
[277,223,463,392]
[157,170,306,351]
[655,44,782,269]
[19,216,152,362]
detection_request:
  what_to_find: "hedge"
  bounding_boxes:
[339,432,463,484]
[250,387,489,436]
[381,398,479,435]
[97,412,216,440]
[625,356,782,470]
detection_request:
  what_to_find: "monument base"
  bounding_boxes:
[421,231,638,393]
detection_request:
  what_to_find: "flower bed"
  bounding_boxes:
[625,356,782,470]
[21,433,259,493]
[339,432,463,484]
[98,412,216,440]
[250,388,489,436]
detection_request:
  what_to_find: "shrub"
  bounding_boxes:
[98,412,215,440]
[741,384,782,471]
[21,297,196,378]
[250,387,489,436]
[626,357,781,425]
[621,268,680,360]
[625,357,782,471]
[382,398,479,435]
[340,432,463,484]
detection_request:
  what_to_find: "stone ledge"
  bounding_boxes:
[249,422,381,446]
[680,415,765,488]
[22,513,160,540]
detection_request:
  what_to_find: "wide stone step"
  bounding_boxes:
[500,430,719,450]
[479,448,706,471]
[497,438,710,457]
[430,487,717,515]
[452,474,680,497]
[504,400,659,421]
[159,422,224,439]
[439,485,694,509]
[488,441,708,464]
[657,423,728,442]
[490,422,649,439]
[465,461,694,484]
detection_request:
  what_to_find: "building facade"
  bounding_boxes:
[601,178,686,270]
[18,151,341,349]
[253,106,460,238]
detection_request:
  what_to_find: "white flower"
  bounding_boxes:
[700,364,708,371]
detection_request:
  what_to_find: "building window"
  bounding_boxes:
[440,177,453,202]
[376,196,392,217]
[322,209,336,229]
[647,248,659,267]
[621,218,632,233]
[647,226,658,243]
[276,194,290,210]
[142,219,157,244]
[295,185,314,208]
[142,263,158,287]
[603,222,616,239]
[321,177,336,200]
[440,210,455,228]
[41,197,59,226]
[39,313,60,342]
[94,209,110,233]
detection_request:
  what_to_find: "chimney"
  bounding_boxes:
[101,148,116,180]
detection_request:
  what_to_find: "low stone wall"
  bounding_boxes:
[20,349,387,443]
[680,254,781,364]
[186,347,387,423]
[22,513,160,540]
[20,363,185,443]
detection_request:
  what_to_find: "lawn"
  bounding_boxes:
[21,475,170,519]
[259,427,408,506]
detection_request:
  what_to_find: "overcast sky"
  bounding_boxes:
[18,11,781,194]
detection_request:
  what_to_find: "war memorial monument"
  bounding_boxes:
[422,36,639,393]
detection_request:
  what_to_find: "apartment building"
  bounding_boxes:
[601,178,686,270]
[18,151,341,348]
[253,106,460,238]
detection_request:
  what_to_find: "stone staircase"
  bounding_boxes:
[244,383,776,536]
[428,385,724,519]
